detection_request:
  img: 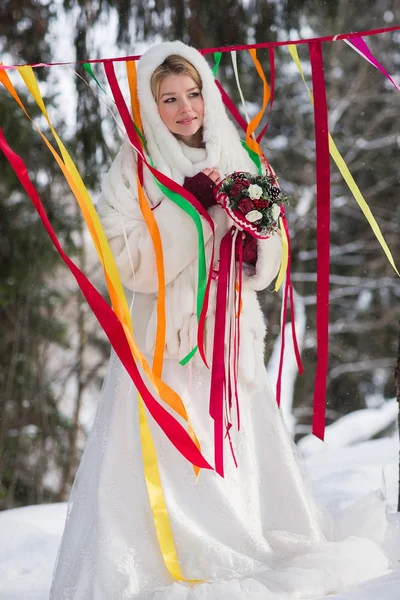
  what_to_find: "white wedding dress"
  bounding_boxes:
[50,41,390,599]
[50,343,388,600]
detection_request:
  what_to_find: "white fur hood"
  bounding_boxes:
[136,40,257,181]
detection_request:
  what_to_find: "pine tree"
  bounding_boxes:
[0,1,81,508]
[0,92,79,508]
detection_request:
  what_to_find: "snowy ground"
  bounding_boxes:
[0,409,399,600]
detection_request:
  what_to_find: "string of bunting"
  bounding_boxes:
[0,25,399,70]
[1,27,399,583]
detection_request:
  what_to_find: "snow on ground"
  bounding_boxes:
[299,399,398,455]
[0,502,67,600]
[0,425,399,599]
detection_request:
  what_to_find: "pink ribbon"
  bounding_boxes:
[345,37,400,91]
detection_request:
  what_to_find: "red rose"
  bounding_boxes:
[230,181,247,199]
[237,197,254,214]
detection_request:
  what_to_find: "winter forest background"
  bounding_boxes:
[0,0,399,510]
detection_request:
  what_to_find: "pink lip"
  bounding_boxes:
[177,117,196,125]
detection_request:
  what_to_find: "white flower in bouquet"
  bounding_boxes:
[272,204,281,220]
[213,171,288,238]
[248,184,263,200]
[245,209,263,223]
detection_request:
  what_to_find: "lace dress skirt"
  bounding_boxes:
[50,351,389,600]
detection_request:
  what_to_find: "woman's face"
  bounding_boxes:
[157,74,204,147]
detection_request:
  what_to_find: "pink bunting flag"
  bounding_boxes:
[345,36,400,91]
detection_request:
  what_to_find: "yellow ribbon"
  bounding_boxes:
[275,217,289,292]
[138,396,203,581]
[288,45,399,276]
[128,58,202,578]
[136,176,201,580]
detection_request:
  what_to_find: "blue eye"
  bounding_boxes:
[164,97,176,103]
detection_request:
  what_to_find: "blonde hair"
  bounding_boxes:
[150,55,202,102]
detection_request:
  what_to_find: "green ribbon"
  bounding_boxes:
[179,345,198,366]
[84,62,147,147]
[82,63,109,96]
[155,178,207,366]
[241,140,263,174]
[212,52,223,78]
[155,181,207,321]
[136,149,208,366]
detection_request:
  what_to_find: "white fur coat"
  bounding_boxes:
[97,41,282,380]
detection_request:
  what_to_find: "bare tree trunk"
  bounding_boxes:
[36,343,50,505]
[57,219,87,502]
[0,302,25,469]
[395,321,400,512]
[57,315,85,502]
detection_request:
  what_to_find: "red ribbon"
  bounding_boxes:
[0,127,212,471]
[215,79,248,132]
[275,215,304,406]
[2,26,399,70]
[309,41,330,440]
[282,214,304,375]
[199,27,400,54]
[289,285,304,375]
[235,233,244,431]
[210,229,234,477]
[216,69,303,407]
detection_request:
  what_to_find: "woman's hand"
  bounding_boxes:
[202,167,223,185]
[183,168,223,211]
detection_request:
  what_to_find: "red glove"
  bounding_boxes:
[241,233,258,266]
[183,172,217,211]
[183,173,257,266]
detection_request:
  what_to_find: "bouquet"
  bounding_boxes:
[213,171,288,239]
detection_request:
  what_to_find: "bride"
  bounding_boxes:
[50,40,389,599]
